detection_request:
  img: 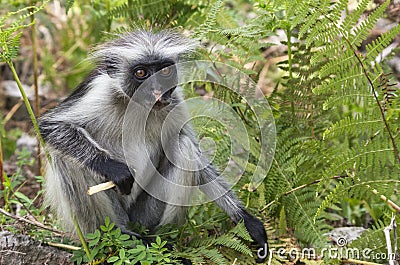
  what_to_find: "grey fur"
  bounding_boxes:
[39,30,268,259]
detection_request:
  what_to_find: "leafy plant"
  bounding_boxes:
[258,0,400,262]
[0,148,36,212]
[71,217,179,265]
[0,115,22,159]
[0,2,46,148]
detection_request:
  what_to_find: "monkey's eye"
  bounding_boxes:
[134,68,148,79]
[160,67,172,77]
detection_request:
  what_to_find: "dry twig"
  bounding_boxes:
[87,181,115,195]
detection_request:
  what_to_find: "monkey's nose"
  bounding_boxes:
[152,89,162,102]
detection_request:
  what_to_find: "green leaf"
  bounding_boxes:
[14,191,31,204]
[119,249,126,259]
[119,234,130,241]
[107,256,119,262]
[137,250,147,260]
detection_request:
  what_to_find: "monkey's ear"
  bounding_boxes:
[104,55,120,77]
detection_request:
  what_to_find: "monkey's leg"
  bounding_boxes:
[39,120,134,194]
[44,157,131,234]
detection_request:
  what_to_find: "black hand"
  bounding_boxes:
[91,157,135,195]
[107,161,135,195]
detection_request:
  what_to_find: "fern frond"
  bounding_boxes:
[321,138,396,184]
[342,0,369,34]
[323,116,383,140]
[314,181,345,221]
[263,0,399,256]
[305,0,347,48]
[316,179,400,221]
[230,222,253,242]
[349,219,390,263]
[298,9,320,40]
[322,92,373,110]
[195,0,223,38]
[199,248,227,265]
[313,69,365,96]
[0,4,45,63]
[108,2,130,19]
[284,188,331,245]
[285,0,312,30]
[365,24,400,61]
[108,0,171,21]
[350,0,389,47]
[263,129,307,202]
[215,235,253,256]
[317,49,357,79]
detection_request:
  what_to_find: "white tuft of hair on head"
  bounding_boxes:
[90,30,199,65]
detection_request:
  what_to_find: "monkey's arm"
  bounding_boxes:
[39,120,134,195]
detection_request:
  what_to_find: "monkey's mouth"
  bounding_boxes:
[151,100,171,110]
[151,89,173,110]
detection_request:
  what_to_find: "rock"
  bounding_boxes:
[0,231,73,265]
[16,133,38,154]
[388,56,400,80]
[1,80,46,99]
[325,227,367,246]
[0,80,46,120]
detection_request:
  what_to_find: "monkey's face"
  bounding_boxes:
[120,58,178,111]
[94,31,197,111]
